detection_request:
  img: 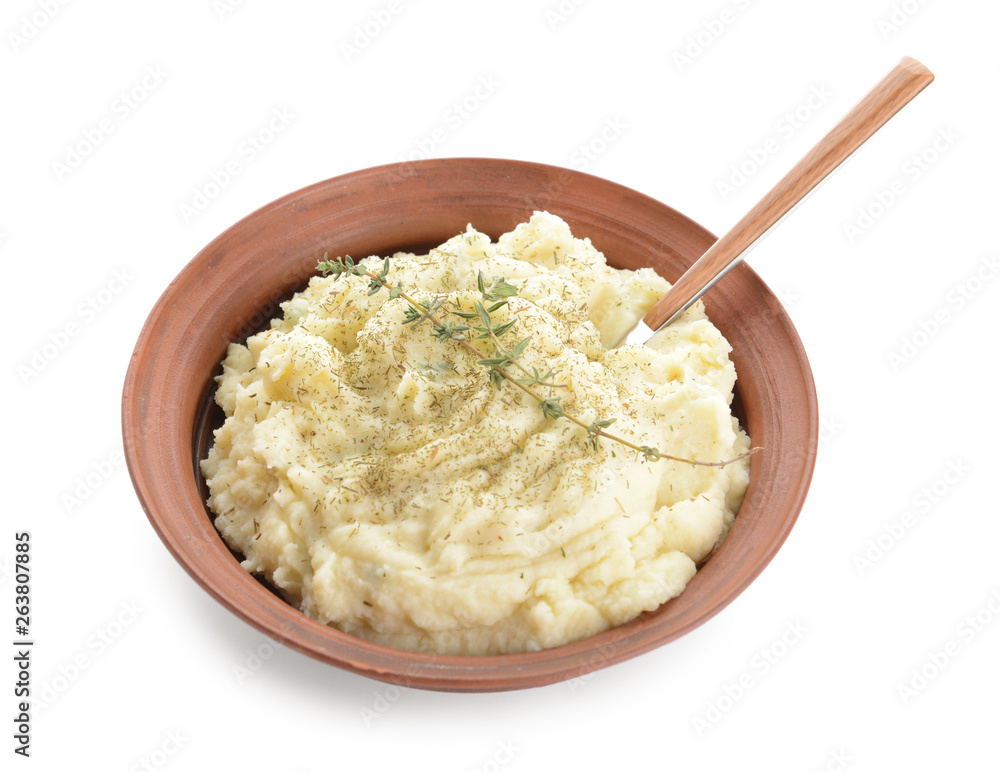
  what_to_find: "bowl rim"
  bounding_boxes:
[122,157,818,692]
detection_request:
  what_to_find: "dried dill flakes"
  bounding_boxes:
[202,212,753,656]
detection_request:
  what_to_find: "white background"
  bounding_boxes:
[4,0,998,769]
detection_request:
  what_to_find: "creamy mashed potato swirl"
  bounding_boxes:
[201,212,750,655]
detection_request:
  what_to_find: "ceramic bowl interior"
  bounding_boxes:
[122,158,818,692]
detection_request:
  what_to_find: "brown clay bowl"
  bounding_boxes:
[122,158,818,692]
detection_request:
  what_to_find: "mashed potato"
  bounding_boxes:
[201,212,750,655]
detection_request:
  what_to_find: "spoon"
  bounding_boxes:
[620,56,934,347]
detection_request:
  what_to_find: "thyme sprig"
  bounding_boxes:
[317,254,755,468]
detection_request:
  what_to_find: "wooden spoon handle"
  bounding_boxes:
[642,56,934,332]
